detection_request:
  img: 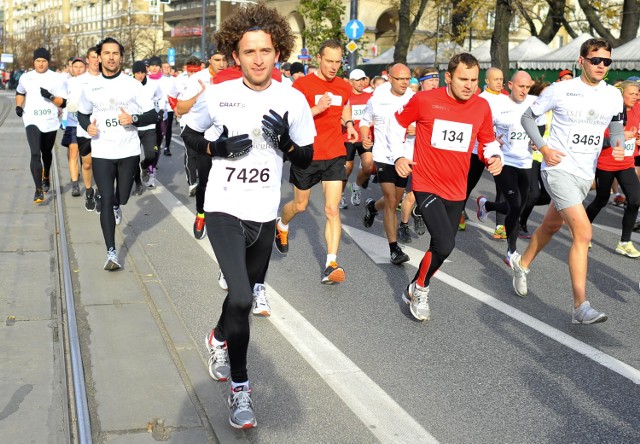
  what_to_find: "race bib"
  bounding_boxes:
[33,108,53,117]
[567,127,603,154]
[431,119,472,152]
[352,104,366,121]
[315,92,343,107]
[624,138,636,157]
[508,126,530,150]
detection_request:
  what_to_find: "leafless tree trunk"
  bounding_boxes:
[394,0,430,63]
[490,0,513,75]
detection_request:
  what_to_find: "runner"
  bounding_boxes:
[360,63,415,264]
[147,56,170,157]
[512,38,625,324]
[277,39,358,284]
[180,3,314,428]
[61,56,87,197]
[391,53,503,321]
[159,62,176,155]
[16,47,68,204]
[77,37,160,270]
[476,70,536,264]
[343,68,373,208]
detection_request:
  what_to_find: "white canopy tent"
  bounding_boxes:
[364,46,395,65]
[470,40,492,68]
[518,33,593,70]
[612,37,640,70]
[407,44,436,64]
[364,42,463,66]
[510,36,550,68]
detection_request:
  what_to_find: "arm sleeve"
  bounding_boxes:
[77,112,91,131]
[607,120,625,148]
[135,108,161,127]
[284,143,314,168]
[521,107,547,149]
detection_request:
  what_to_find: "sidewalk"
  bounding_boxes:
[0,93,247,443]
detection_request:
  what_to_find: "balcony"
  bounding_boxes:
[164,5,216,24]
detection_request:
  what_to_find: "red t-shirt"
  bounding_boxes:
[597,103,639,171]
[394,87,495,201]
[293,73,351,160]
[344,90,372,143]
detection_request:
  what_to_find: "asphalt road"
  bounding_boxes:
[106,131,639,443]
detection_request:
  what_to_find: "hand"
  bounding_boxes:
[213,125,252,159]
[540,145,565,166]
[40,87,54,101]
[88,119,99,137]
[496,133,505,147]
[406,124,416,137]
[262,109,291,153]
[612,138,625,161]
[118,107,133,126]
[15,106,23,117]
[346,125,358,142]
[362,134,373,149]
[395,157,416,178]
[487,155,503,176]
[315,93,332,114]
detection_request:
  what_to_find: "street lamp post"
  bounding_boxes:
[201,0,206,60]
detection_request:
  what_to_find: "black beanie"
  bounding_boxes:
[132,61,147,74]
[33,48,51,62]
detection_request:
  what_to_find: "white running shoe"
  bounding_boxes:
[252,284,271,316]
[572,301,608,324]
[228,384,256,429]
[218,270,228,291]
[113,206,122,226]
[104,248,122,271]
[350,182,361,206]
[188,183,198,197]
[402,282,430,321]
[476,195,489,223]
[205,332,230,381]
[146,172,156,189]
[339,193,348,209]
[509,252,529,297]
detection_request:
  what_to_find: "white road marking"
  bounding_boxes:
[344,223,640,385]
[150,179,439,443]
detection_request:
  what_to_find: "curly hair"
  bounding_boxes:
[214,2,295,63]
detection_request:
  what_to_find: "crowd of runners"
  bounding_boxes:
[14,1,638,431]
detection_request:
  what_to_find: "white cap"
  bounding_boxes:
[349,68,367,80]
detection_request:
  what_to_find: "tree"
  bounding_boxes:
[297,0,346,57]
[577,0,640,47]
[394,0,430,63]
[490,0,513,76]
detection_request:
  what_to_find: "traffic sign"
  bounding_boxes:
[346,40,358,54]
[345,20,365,40]
[167,48,176,66]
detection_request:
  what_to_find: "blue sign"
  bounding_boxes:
[167,47,176,66]
[345,20,365,40]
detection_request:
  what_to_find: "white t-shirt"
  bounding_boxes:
[493,94,536,169]
[136,78,164,131]
[65,75,83,128]
[178,69,215,133]
[158,75,175,112]
[530,77,624,180]
[203,78,316,222]
[361,87,414,164]
[17,69,67,132]
[78,72,154,159]
[472,90,505,155]
[73,72,101,138]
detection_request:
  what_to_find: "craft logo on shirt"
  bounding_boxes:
[432,104,449,111]
[566,92,583,97]
[219,102,246,108]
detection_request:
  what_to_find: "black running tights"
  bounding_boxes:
[206,213,275,383]
[92,156,139,250]
[25,125,56,189]
[465,153,505,224]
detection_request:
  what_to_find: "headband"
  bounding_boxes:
[419,74,439,81]
[186,65,202,73]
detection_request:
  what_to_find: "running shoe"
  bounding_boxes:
[33,189,44,204]
[146,173,156,189]
[518,225,531,239]
[402,282,430,321]
[363,198,378,228]
[188,183,198,197]
[228,384,256,429]
[458,212,466,231]
[390,245,409,265]
[397,223,412,244]
[274,217,288,254]
[218,270,228,291]
[252,284,271,317]
[42,175,50,193]
[141,167,150,184]
[84,188,96,212]
[509,252,529,297]
[132,183,145,196]
[572,301,608,324]
[205,332,230,381]
[611,193,626,207]
[615,241,640,258]
[104,248,122,271]
[350,182,361,206]
[412,206,426,235]
[113,206,122,226]
[164,147,172,156]
[193,214,207,240]
[339,193,348,209]
[71,182,81,197]
[493,225,507,240]
[476,195,488,223]
[504,250,516,266]
[322,261,346,284]
[95,192,102,214]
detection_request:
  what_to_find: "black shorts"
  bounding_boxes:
[61,126,77,148]
[375,162,408,188]
[345,142,372,162]
[635,155,640,167]
[290,156,347,190]
[77,136,92,157]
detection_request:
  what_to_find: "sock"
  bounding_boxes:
[326,254,337,267]
[197,212,205,218]
[389,242,398,254]
[231,380,249,391]
[209,329,225,347]
[277,219,288,231]
[400,221,409,226]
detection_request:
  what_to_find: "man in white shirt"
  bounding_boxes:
[513,38,625,324]
[61,57,87,197]
[16,47,68,204]
[360,63,415,265]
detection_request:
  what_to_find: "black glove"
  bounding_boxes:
[212,125,252,158]
[40,87,54,101]
[262,109,292,153]
[15,106,23,117]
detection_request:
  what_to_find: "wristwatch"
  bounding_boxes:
[132,114,139,124]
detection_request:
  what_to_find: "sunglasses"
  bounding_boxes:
[584,57,613,67]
